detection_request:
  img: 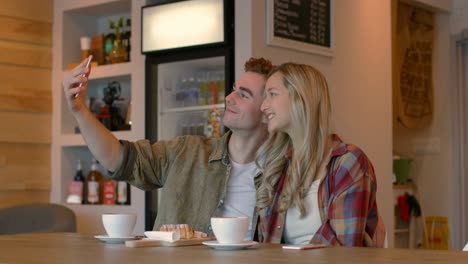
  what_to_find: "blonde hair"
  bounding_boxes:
[256,63,332,216]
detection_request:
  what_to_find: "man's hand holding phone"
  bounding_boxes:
[75,56,92,98]
[62,55,93,113]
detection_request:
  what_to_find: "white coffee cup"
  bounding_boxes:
[211,217,249,244]
[102,213,136,237]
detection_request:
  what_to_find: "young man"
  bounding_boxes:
[62,57,273,238]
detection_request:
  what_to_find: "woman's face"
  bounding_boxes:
[261,72,292,134]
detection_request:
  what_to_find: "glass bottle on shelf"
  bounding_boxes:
[175,77,187,107]
[189,118,197,135]
[109,39,127,64]
[74,159,85,204]
[208,71,220,104]
[104,34,114,65]
[66,159,85,204]
[86,158,104,204]
[185,76,199,107]
[196,116,205,136]
[123,18,131,62]
[117,181,131,205]
[198,71,210,105]
[180,118,189,136]
[103,173,116,205]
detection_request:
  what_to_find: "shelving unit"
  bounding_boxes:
[393,183,418,248]
[51,0,146,236]
[392,183,417,191]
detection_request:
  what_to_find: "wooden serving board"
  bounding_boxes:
[125,237,214,248]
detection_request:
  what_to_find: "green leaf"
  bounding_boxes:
[109,17,125,40]
[109,19,116,29]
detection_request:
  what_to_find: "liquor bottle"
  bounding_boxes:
[103,174,116,205]
[74,159,85,181]
[66,159,85,204]
[86,158,104,204]
[74,159,85,204]
[116,181,131,205]
[123,18,131,62]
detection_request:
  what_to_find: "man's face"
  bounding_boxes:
[222,72,266,133]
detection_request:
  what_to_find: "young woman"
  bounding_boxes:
[256,62,385,247]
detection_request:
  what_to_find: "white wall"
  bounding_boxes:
[392,0,465,249]
[236,0,394,246]
[450,0,468,249]
[451,0,468,34]
[393,9,453,246]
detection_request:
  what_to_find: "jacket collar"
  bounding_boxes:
[330,134,347,158]
[209,130,232,165]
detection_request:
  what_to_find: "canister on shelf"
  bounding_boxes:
[80,36,91,61]
[393,155,412,184]
[424,216,449,250]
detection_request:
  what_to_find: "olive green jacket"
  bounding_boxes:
[110,131,261,237]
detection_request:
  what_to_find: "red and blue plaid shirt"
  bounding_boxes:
[257,134,386,247]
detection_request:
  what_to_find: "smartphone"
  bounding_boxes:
[282,244,326,250]
[75,56,92,98]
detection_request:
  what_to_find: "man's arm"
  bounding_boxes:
[62,56,123,172]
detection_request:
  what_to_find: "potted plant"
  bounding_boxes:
[108,17,127,63]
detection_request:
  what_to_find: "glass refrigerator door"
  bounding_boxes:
[157,56,226,140]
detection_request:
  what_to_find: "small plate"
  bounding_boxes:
[202,240,258,250]
[94,235,138,244]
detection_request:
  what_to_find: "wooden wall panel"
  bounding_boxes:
[0,0,52,23]
[0,143,50,191]
[0,94,51,113]
[1,65,51,94]
[0,112,51,144]
[0,16,52,45]
[0,191,49,208]
[0,0,53,209]
[0,63,51,113]
[0,40,52,68]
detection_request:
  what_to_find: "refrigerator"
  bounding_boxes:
[141,0,234,230]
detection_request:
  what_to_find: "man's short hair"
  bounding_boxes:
[244,57,274,75]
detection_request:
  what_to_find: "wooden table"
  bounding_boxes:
[0,233,466,263]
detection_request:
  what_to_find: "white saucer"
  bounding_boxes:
[94,235,138,244]
[202,240,258,250]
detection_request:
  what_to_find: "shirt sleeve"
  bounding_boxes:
[108,137,184,191]
[313,148,383,247]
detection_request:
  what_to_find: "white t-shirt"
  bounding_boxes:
[221,160,259,240]
[283,179,322,245]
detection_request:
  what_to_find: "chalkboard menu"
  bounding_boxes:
[273,0,331,48]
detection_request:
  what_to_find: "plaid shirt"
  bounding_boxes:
[257,134,386,247]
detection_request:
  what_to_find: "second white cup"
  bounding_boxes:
[102,213,136,237]
[211,217,249,244]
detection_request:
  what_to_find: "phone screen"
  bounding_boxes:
[75,57,92,99]
[78,57,92,88]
